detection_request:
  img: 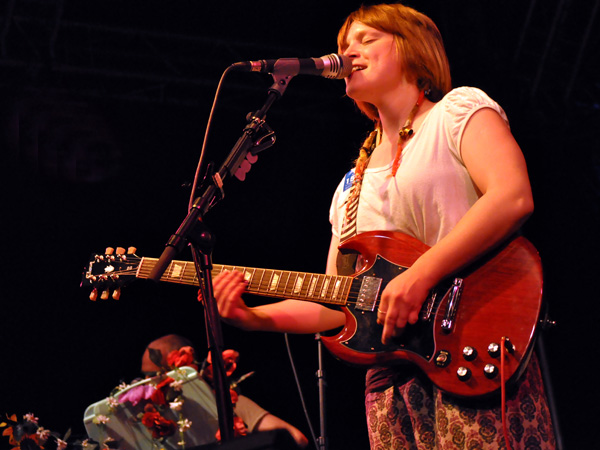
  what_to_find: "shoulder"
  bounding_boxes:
[439,87,507,123]
[432,87,508,151]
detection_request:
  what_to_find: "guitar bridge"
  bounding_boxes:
[355,276,382,312]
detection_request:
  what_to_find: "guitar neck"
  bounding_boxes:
[136,257,353,306]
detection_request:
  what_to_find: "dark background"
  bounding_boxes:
[0,1,598,449]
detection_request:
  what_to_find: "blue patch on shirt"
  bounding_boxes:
[343,170,355,192]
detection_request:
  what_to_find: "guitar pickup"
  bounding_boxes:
[355,276,382,312]
[420,291,438,322]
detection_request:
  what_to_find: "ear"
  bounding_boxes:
[148,347,164,368]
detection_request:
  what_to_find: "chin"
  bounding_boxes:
[346,87,370,104]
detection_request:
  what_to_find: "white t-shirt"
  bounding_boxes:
[329,87,507,247]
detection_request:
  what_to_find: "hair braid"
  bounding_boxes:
[345,126,379,222]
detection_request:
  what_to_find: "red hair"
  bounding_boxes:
[337,3,452,121]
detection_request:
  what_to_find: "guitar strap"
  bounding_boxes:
[336,157,371,276]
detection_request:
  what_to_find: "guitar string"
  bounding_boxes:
[93,266,459,316]
[97,264,450,314]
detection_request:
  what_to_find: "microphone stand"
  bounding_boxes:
[148,71,293,441]
[315,333,328,450]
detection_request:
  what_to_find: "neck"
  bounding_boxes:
[372,87,432,165]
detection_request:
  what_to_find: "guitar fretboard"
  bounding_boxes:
[136,257,353,305]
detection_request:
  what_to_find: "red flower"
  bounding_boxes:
[166,346,198,370]
[229,389,239,405]
[215,416,248,441]
[141,408,177,439]
[149,377,174,406]
[149,388,166,406]
[204,349,239,383]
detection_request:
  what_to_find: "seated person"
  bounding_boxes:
[141,334,308,448]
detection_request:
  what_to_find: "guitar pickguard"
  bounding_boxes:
[341,255,442,362]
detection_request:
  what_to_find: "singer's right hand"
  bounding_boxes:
[212,270,256,329]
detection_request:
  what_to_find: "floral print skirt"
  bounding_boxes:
[365,354,556,449]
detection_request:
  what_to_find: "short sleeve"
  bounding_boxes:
[442,87,508,161]
[233,395,269,432]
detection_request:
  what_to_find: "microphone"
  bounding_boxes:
[230,53,352,79]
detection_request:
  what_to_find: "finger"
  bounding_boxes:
[381,311,398,344]
[376,299,389,325]
[407,309,420,325]
[381,318,396,345]
[382,303,412,344]
[214,272,247,311]
[376,308,386,325]
[213,270,242,292]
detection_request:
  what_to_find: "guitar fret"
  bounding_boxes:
[343,277,352,300]
[305,275,316,298]
[324,276,339,303]
[257,269,267,292]
[313,275,325,300]
[183,261,192,283]
[281,271,292,296]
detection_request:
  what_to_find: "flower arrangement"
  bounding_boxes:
[0,413,88,450]
[2,347,251,450]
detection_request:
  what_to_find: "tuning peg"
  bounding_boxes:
[89,288,98,301]
[105,247,116,261]
[115,247,126,261]
[100,290,110,300]
[128,246,137,254]
[112,288,121,300]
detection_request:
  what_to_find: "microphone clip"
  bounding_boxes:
[244,112,276,155]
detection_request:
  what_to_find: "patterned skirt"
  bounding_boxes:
[365,354,556,449]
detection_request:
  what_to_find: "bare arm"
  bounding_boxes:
[213,245,346,334]
[378,108,534,343]
[255,414,309,448]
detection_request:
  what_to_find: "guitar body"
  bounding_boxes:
[321,230,543,398]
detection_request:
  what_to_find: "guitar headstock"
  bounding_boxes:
[81,247,141,300]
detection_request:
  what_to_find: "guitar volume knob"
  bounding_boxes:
[488,342,501,358]
[484,363,498,379]
[457,366,471,382]
[462,346,477,361]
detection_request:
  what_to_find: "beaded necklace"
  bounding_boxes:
[342,90,426,241]
[390,89,426,176]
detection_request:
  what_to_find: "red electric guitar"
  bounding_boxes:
[81,230,544,398]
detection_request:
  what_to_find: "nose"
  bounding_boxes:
[342,42,359,58]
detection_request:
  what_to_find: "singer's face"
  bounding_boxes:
[341,22,405,105]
